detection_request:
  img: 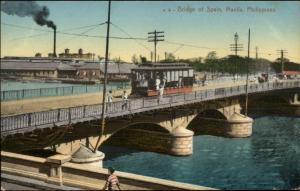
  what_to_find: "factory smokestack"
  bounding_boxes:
[53,27,57,58]
[1,1,56,30]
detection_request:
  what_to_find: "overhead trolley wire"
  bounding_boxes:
[110,22,151,51]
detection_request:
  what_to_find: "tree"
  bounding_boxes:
[205,51,218,60]
[131,54,139,65]
[112,57,121,63]
[275,57,290,63]
[204,51,218,73]
[98,56,104,61]
[139,55,147,64]
[165,52,176,62]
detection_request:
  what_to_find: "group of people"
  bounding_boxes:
[106,90,128,111]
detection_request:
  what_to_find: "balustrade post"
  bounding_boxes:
[28,113,32,127]
[56,87,59,96]
[72,86,74,95]
[83,105,86,117]
[57,109,61,122]
[40,88,42,97]
[68,108,71,124]
[22,89,25,99]
[128,100,131,111]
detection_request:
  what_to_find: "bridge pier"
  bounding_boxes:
[71,145,105,167]
[170,127,194,155]
[289,93,300,116]
[226,113,253,138]
[105,126,194,156]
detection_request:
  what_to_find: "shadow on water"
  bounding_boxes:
[100,145,143,162]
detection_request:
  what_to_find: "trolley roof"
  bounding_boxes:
[132,63,192,71]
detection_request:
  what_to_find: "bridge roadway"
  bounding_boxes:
[1,80,299,137]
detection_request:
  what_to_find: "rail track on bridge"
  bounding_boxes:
[1,80,299,137]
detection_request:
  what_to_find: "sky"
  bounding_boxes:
[1,1,300,63]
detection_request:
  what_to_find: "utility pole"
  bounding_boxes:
[230,32,243,56]
[94,0,111,153]
[230,32,243,81]
[148,30,164,63]
[245,28,250,116]
[255,46,258,59]
[276,49,288,74]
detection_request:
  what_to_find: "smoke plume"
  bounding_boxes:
[1,1,56,29]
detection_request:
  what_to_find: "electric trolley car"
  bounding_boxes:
[131,63,194,97]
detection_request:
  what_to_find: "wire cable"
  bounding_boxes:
[6,22,107,41]
[110,22,151,51]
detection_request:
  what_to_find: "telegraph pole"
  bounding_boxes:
[277,49,288,74]
[148,30,164,63]
[230,32,243,56]
[94,0,111,153]
[245,28,250,116]
[230,32,243,81]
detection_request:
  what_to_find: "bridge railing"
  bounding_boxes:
[1,80,299,135]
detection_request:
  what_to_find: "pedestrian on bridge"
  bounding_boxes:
[102,167,121,191]
[122,90,128,110]
[106,91,113,112]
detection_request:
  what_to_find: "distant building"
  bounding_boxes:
[2,56,74,63]
[1,60,77,79]
[77,61,136,80]
[58,48,95,60]
[0,57,136,81]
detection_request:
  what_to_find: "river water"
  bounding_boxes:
[102,116,300,189]
[1,80,129,91]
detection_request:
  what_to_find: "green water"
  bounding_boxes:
[102,116,300,189]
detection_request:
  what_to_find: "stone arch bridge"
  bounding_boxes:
[1,80,299,156]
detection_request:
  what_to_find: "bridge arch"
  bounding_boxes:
[187,109,228,136]
[102,122,170,145]
[101,122,182,155]
[198,109,228,120]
